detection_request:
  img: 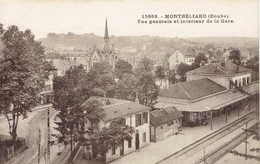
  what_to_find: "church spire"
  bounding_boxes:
[104,18,109,40]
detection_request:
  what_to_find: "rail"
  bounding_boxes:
[156,110,257,163]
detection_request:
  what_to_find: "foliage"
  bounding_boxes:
[86,62,115,97]
[53,65,93,152]
[167,69,177,84]
[229,126,260,161]
[134,57,154,79]
[193,53,207,68]
[245,56,259,73]
[228,49,241,65]
[114,59,133,79]
[114,73,138,101]
[0,25,51,142]
[176,63,193,82]
[137,74,159,106]
[155,65,166,86]
[90,120,134,159]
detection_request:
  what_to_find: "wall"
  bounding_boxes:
[168,51,185,69]
[105,110,150,163]
[153,119,181,142]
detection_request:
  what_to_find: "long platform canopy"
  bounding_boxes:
[154,90,249,112]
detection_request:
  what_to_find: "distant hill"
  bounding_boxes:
[38,33,259,59]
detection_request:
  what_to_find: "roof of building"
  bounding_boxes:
[159,78,226,100]
[241,81,259,95]
[155,89,249,112]
[150,107,183,127]
[186,62,251,76]
[82,96,150,122]
[101,19,114,54]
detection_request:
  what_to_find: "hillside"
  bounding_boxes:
[38,33,259,59]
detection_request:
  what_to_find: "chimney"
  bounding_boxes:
[135,92,140,104]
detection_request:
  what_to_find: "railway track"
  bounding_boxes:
[195,123,259,164]
[157,110,258,164]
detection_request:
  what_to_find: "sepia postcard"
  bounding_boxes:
[0,0,259,164]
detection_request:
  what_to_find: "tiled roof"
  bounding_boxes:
[155,89,249,112]
[186,62,251,76]
[159,78,226,100]
[150,107,183,126]
[82,96,150,122]
[241,82,259,95]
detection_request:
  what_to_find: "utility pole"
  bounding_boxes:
[38,129,41,164]
[47,107,50,164]
[210,110,213,130]
[245,122,248,160]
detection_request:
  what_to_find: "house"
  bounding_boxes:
[168,50,195,69]
[186,62,252,89]
[81,96,150,163]
[150,107,183,142]
[154,78,250,126]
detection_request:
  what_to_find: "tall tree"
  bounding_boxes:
[114,59,133,80]
[134,57,154,79]
[114,74,138,101]
[53,65,89,154]
[86,62,115,97]
[228,49,241,65]
[168,69,177,84]
[0,25,51,142]
[155,65,166,87]
[53,65,105,154]
[176,63,193,82]
[134,58,158,106]
[193,53,207,68]
[137,74,159,106]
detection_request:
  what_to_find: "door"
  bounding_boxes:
[120,141,124,156]
[135,133,139,150]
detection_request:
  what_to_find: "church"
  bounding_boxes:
[64,19,118,71]
[89,19,118,69]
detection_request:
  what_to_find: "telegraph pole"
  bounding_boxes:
[47,107,50,164]
[38,129,41,164]
[245,122,248,160]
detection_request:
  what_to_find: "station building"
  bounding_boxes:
[154,78,258,127]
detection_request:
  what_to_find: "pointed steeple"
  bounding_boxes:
[104,18,109,40]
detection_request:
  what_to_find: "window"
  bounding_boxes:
[176,55,178,58]
[176,59,178,63]
[171,121,175,125]
[161,125,163,129]
[247,77,249,84]
[112,147,116,155]
[135,114,141,127]
[128,139,132,148]
[143,112,148,124]
[143,132,146,142]
[168,122,172,126]
[235,80,238,87]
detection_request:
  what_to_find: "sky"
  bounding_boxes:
[0,0,258,39]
